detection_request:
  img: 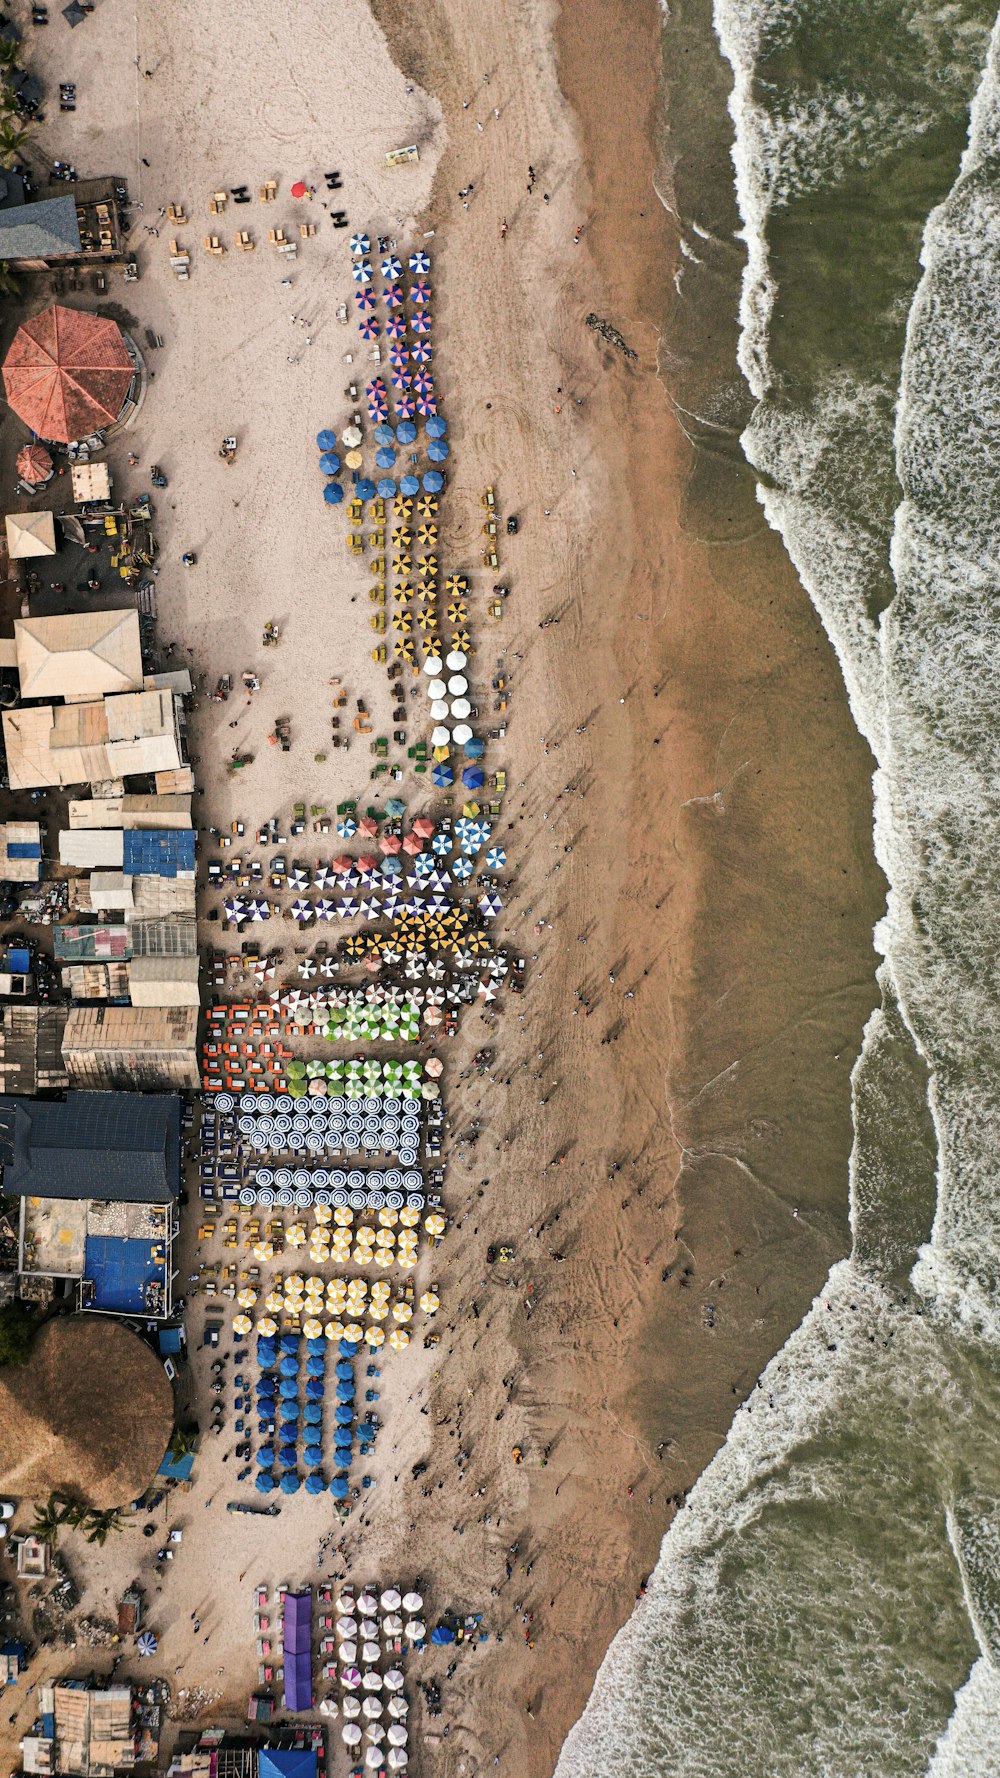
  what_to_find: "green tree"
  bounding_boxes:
[0,1302,36,1367]
[81,1507,124,1547]
[0,39,21,74]
[29,1492,70,1548]
[167,1426,196,1461]
[0,122,31,158]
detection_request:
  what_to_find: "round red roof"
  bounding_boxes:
[3,303,133,443]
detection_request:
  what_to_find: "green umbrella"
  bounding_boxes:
[383,1061,404,1086]
[325,1060,344,1081]
[286,1059,307,1080]
[287,1078,308,1099]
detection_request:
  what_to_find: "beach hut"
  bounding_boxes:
[3,304,134,443]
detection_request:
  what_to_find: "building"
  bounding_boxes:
[0,179,127,273]
[14,610,143,701]
[68,794,192,830]
[2,304,136,444]
[0,1091,180,1315]
[3,689,186,790]
[21,1680,138,1777]
[0,819,42,883]
[0,1004,69,1095]
[4,510,57,558]
[61,1006,199,1090]
[59,827,195,876]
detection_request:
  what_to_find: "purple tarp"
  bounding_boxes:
[282,1589,312,1712]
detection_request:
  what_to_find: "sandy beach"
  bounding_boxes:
[0,0,885,1774]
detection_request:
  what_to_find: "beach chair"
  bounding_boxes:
[237,229,254,251]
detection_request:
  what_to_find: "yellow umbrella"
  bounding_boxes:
[418,495,437,517]
[397,497,414,517]
[257,1315,278,1337]
[445,573,467,594]
[378,1208,399,1229]
[447,599,468,623]
[334,1206,353,1227]
[309,1249,329,1267]
[286,1222,307,1246]
[375,1229,396,1249]
[265,1291,284,1313]
[394,638,415,660]
[326,1319,345,1340]
[395,581,414,602]
[345,448,363,469]
[417,609,438,633]
[237,1287,258,1309]
[424,1212,446,1237]
[388,1327,410,1351]
[451,628,472,650]
[306,1275,325,1294]
[398,1251,417,1269]
[419,1291,440,1314]
[366,1325,386,1347]
[398,1230,418,1248]
[313,1205,333,1226]
[374,1249,395,1269]
[398,1207,420,1229]
[352,1246,374,1266]
[391,1301,413,1324]
[253,1241,275,1262]
[355,1227,375,1246]
[343,1321,364,1343]
[392,554,411,575]
[303,1317,323,1339]
[368,1301,389,1321]
[417,524,437,546]
[286,1273,304,1291]
[392,527,411,547]
[394,612,413,635]
[371,1279,391,1302]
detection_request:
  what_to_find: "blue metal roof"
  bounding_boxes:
[122,829,196,878]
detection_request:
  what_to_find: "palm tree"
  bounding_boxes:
[167,1426,196,1461]
[0,38,21,74]
[81,1507,124,1547]
[29,1492,70,1548]
[0,122,31,158]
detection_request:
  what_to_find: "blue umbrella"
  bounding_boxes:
[329,1475,350,1499]
[452,856,474,880]
[423,470,444,493]
[255,1448,274,1468]
[377,477,397,497]
[356,477,376,500]
[463,766,485,788]
[427,439,449,462]
[279,1417,299,1436]
[382,855,403,877]
[306,1379,326,1401]
[256,1348,276,1369]
[316,429,337,450]
[256,1378,276,1395]
[396,420,417,444]
[399,474,420,496]
[486,846,506,868]
[305,1472,326,1494]
[464,737,485,758]
[335,1361,354,1379]
[319,450,341,474]
[256,1472,276,1494]
[375,445,396,468]
[279,1378,299,1398]
[278,1445,298,1468]
[303,1402,323,1425]
[373,422,395,444]
[306,1338,326,1357]
[279,1355,298,1377]
[425,414,447,438]
[280,1335,299,1354]
[306,1357,326,1378]
[335,1403,354,1426]
[137,1631,158,1656]
[431,1624,456,1644]
[334,1427,353,1446]
[336,1380,355,1402]
[432,762,454,787]
[338,1340,359,1358]
[280,1471,301,1494]
[303,1444,324,1467]
[323,481,344,505]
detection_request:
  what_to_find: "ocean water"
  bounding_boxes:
[556,1,1000,1773]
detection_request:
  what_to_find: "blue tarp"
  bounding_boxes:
[83,1234,164,1313]
[157,1450,194,1482]
[122,829,196,878]
[260,1751,317,1778]
[157,1327,183,1354]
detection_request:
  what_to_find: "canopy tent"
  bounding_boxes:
[3,304,133,443]
[282,1589,313,1712]
[5,510,56,558]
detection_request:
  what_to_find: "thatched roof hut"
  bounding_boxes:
[0,1315,172,1506]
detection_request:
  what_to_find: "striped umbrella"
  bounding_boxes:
[410,278,431,302]
[386,315,406,339]
[397,394,416,418]
[411,310,432,333]
[381,255,403,279]
[410,342,432,364]
[384,284,404,308]
[359,317,379,340]
[355,288,376,311]
[352,260,372,283]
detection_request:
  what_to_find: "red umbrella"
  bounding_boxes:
[412,816,435,839]
[356,853,378,872]
[3,304,133,443]
[332,853,354,873]
[291,179,308,198]
[380,834,402,855]
[358,815,378,837]
[16,443,52,482]
[402,832,423,856]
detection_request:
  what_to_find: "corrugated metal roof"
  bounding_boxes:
[122,828,195,878]
[0,1091,180,1202]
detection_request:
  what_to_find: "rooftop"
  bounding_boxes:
[14,609,143,700]
[0,1090,181,1202]
[0,194,82,262]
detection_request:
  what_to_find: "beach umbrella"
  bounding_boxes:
[397,392,416,418]
[396,419,417,444]
[486,846,506,868]
[233,1312,253,1335]
[350,231,371,256]
[304,1444,324,1468]
[352,258,372,282]
[387,1752,408,1771]
[377,478,397,497]
[381,254,403,278]
[375,445,396,468]
[330,1474,350,1499]
[343,424,364,449]
[409,248,431,272]
[364,1751,384,1770]
[137,1629,158,1657]
[388,1327,410,1351]
[306,1355,326,1376]
[359,316,379,340]
[323,481,344,505]
[428,438,449,462]
[255,1472,276,1494]
[335,1402,354,1426]
[398,473,419,497]
[319,450,342,473]
[305,1472,326,1494]
[357,477,377,500]
[257,1316,277,1337]
[411,277,431,301]
[363,1696,384,1721]
[389,343,408,370]
[431,762,453,788]
[410,340,432,364]
[384,284,404,308]
[386,314,406,339]
[423,470,444,493]
[426,413,447,437]
[316,429,337,450]
[342,1668,362,1692]
[336,1379,355,1401]
[384,1668,405,1691]
[464,736,485,759]
[451,698,471,720]
[391,369,412,390]
[411,308,432,332]
[373,421,395,444]
[280,1471,300,1494]
[402,1591,423,1613]
[342,1724,363,1747]
[463,765,485,788]
[345,448,364,469]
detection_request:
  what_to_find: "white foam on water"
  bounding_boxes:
[928,1661,1000,1774]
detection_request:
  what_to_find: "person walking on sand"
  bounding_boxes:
[499,218,509,242]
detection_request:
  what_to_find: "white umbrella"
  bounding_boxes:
[361,1617,379,1640]
[365,1748,385,1768]
[452,723,473,745]
[387,1697,409,1719]
[404,1619,425,1640]
[362,1640,381,1663]
[337,1615,357,1638]
[362,1670,383,1692]
[430,699,449,721]
[431,725,450,747]
[388,1726,408,1748]
[362,1697,384,1720]
[380,1588,402,1611]
[446,649,467,670]
[382,1613,403,1636]
[450,697,472,719]
[447,674,468,695]
[384,1669,405,1692]
[366,1724,386,1744]
[343,424,363,447]
[339,1640,358,1664]
[423,655,443,676]
[343,1697,362,1720]
[427,678,447,699]
[387,1751,409,1771]
[358,1592,378,1613]
[342,1724,362,1747]
[337,1592,357,1615]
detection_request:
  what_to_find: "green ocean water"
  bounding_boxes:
[556,2,1000,1773]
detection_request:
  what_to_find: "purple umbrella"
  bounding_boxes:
[410,341,432,364]
[386,315,406,339]
[384,284,404,308]
[389,343,408,368]
[411,279,431,303]
[411,310,432,333]
[397,394,416,418]
[416,396,437,416]
[355,289,376,311]
[358,317,379,340]
[390,370,412,390]
[414,372,434,396]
